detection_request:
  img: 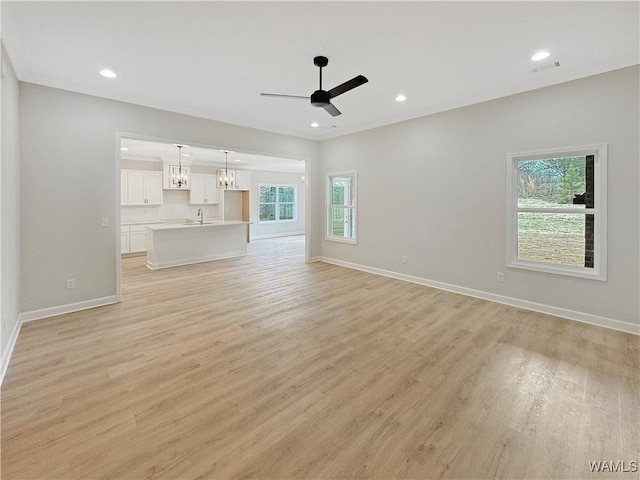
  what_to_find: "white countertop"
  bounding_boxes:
[121,220,167,226]
[146,220,249,231]
[122,217,222,226]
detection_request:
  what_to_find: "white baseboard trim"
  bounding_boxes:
[19,295,119,323]
[251,231,305,240]
[146,251,247,270]
[314,256,640,336]
[1,317,22,385]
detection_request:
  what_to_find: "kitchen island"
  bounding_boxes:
[145,220,249,269]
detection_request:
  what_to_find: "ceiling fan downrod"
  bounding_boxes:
[311,56,330,108]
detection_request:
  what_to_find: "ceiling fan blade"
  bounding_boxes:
[328,75,368,98]
[260,93,310,100]
[323,103,341,117]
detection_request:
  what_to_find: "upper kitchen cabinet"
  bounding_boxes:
[235,170,251,191]
[189,174,219,204]
[121,170,163,206]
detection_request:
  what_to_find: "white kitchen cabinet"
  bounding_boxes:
[122,170,163,206]
[189,174,219,204]
[126,172,145,205]
[144,174,163,204]
[235,170,251,190]
[129,225,150,252]
[121,223,163,254]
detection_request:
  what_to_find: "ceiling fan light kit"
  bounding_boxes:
[261,55,368,117]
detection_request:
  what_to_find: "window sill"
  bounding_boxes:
[508,259,606,281]
[258,219,297,224]
[326,236,357,245]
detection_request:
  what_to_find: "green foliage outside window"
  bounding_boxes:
[515,155,593,268]
[328,175,356,240]
[259,184,296,222]
[558,163,586,204]
[517,156,586,206]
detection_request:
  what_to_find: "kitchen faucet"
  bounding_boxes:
[197,208,203,225]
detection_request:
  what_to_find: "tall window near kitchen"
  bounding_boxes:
[258,184,297,222]
[507,144,607,280]
[327,172,357,243]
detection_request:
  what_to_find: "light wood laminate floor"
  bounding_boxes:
[2,236,638,479]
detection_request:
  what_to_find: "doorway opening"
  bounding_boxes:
[116,135,308,299]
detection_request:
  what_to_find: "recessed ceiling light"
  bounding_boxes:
[99,68,117,78]
[120,147,128,151]
[235,159,241,162]
[310,122,319,128]
[395,94,407,102]
[531,51,550,61]
[183,153,190,157]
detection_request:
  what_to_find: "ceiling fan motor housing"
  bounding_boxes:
[311,90,330,107]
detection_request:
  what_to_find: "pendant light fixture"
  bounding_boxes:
[224,150,229,189]
[219,150,235,189]
[173,144,188,188]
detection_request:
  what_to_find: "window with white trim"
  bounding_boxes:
[327,172,357,243]
[507,144,607,280]
[258,184,297,223]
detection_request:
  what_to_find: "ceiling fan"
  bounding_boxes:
[260,56,368,117]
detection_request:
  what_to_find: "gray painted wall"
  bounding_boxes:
[1,44,21,367]
[12,65,640,335]
[19,83,318,313]
[315,66,639,327]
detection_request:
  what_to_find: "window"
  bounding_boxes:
[327,172,357,243]
[258,184,297,223]
[507,144,607,280]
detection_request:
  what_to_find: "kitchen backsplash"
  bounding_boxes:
[121,190,219,223]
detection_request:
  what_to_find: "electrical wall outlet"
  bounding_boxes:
[401,256,407,264]
[66,279,75,289]
[497,272,505,282]
[101,217,110,227]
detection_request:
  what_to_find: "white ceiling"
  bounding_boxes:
[3,1,639,141]
[121,137,305,173]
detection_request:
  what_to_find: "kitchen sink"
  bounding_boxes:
[182,221,219,225]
